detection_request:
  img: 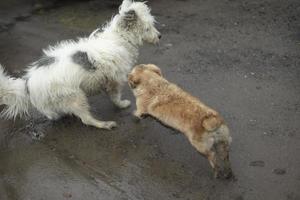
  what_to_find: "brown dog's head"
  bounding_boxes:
[208,141,233,179]
[128,64,162,89]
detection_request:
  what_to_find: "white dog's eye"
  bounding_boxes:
[146,28,150,31]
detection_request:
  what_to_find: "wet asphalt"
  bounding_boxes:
[0,0,299,199]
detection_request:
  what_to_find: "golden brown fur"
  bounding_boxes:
[128,64,233,179]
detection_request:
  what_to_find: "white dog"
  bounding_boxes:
[0,0,161,129]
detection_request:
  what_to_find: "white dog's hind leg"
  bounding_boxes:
[44,111,60,120]
[107,83,131,109]
[68,92,117,130]
[75,110,117,130]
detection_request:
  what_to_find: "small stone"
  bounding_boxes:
[273,168,286,175]
[33,3,43,11]
[172,193,180,198]
[0,19,15,31]
[249,160,265,167]
[235,195,244,200]
[63,192,72,198]
[30,131,45,140]
[1,20,14,27]
[15,13,31,21]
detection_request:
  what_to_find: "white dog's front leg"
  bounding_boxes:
[107,84,131,109]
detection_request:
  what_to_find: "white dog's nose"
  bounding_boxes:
[158,34,162,39]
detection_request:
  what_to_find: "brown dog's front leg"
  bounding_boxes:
[133,109,144,118]
[133,109,148,122]
[133,100,148,122]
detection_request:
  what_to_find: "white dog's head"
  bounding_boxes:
[118,0,161,44]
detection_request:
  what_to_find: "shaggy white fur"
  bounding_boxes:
[0,0,161,129]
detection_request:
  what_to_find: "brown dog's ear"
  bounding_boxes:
[146,64,162,76]
[128,74,140,89]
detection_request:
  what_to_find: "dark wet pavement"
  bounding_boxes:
[0,0,299,199]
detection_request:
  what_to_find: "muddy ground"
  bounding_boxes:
[0,0,299,199]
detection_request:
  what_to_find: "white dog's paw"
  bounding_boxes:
[101,121,117,130]
[118,100,131,109]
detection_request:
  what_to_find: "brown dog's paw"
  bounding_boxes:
[132,111,148,123]
[132,115,141,123]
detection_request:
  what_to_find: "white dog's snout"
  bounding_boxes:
[158,33,162,39]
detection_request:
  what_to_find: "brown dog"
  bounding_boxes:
[128,64,233,179]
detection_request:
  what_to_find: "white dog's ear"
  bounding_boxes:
[121,9,138,28]
[120,0,133,12]
[124,10,137,22]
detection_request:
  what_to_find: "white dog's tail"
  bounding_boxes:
[0,64,30,119]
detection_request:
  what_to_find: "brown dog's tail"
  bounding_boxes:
[202,113,223,131]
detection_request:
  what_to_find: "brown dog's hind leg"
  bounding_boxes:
[188,134,213,158]
[188,133,219,176]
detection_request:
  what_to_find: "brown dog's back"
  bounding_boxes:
[147,82,223,135]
